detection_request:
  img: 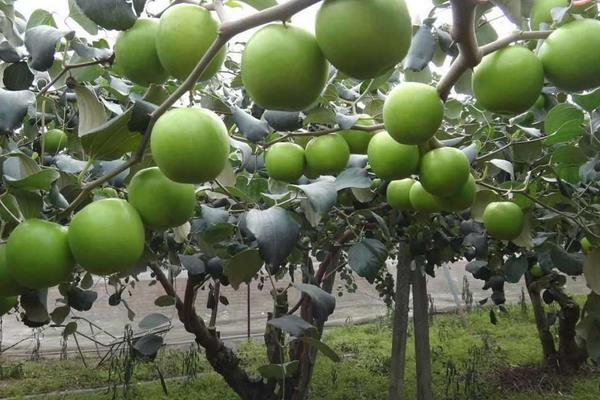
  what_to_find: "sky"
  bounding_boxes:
[13,1,457,35]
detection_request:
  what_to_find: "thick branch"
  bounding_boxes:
[450,0,481,67]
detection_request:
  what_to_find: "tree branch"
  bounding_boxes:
[38,56,114,97]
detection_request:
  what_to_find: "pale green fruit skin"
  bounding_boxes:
[68,199,145,276]
[581,237,592,253]
[339,115,378,154]
[387,178,415,210]
[438,174,476,212]
[305,134,350,176]
[483,201,524,240]
[383,83,444,145]
[473,46,544,114]
[242,24,328,111]
[43,129,68,154]
[409,181,441,213]
[0,296,17,316]
[419,147,470,197]
[128,167,196,230]
[7,220,74,289]
[539,19,600,92]
[0,244,24,296]
[114,18,168,86]
[367,131,419,180]
[151,108,230,184]
[265,142,306,183]
[315,0,412,80]
[156,4,225,81]
[530,0,598,29]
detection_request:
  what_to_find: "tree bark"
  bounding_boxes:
[558,298,587,371]
[413,261,434,400]
[525,273,558,369]
[388,243,412,400]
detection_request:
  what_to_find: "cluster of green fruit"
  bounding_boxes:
[473,16,600,114]
[114,4,224,86]
[0,165,202,313]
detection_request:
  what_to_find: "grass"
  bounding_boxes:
[0,301,599,399]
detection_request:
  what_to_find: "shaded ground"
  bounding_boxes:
[0,261,589,357]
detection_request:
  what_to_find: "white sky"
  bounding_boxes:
[12,1,479,35]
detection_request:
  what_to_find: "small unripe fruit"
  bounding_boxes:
[367,131,419,180]
[483,201,524,240]
[305,134,350,176]
[128,167,196,230]
[383,83,444,145]
[409,181,441,213]
[43,129,68,153]
[265,142,306,183]
[419,147,470,197]
[386,178,415,210]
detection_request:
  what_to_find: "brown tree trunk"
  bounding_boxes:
[557,299,587,371]
[388,243,412,400]
[413,262,434,400]
[525,273,559,369]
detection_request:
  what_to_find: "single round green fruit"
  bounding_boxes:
[367,131,419,180]
[156,4,225,81]
[68,199,145,275]
[581,237,592,253]
[151,108,230,184]
[339,115,378,154]
[387,178,415,210]
[383,83,443,145]
[114,18,168,86]
[6,219,74,289]
[530,0,598,29]
[539,19,600,92]
[472,46,544,114]
[265,142,306,183]
[0,296,17,316]
[438,174,476,212]
[43,129,68,154]
[0,244,24,296]
[242,24,328,111]
[409,181,441,213]
[419,147,470,197]
[483,201,524,240]
[315,0,412,80]
[128,167,196,230]
[305,134,350,176]
[530,263,545,279]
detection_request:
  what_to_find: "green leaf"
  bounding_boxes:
[293,179,337,215]
[347,239,388,283]
[292,283,336,323]
[544,120,584,145]
[267,315,316,337]
[584,249,600,295]
[139,313,170,330]
[75,85,107,135]
[551,145,586,183]
[26,9,57,29]
[296,336,341,362]
[223,249,264,290]
[3,154,60,191]
[258,360,299,380]
[154,295,176,307]
[335,168,372,191]
[503,255,528,283]
[0,89,35,132]
[80,107,141,161]
[75,0,137,31]
[69,0,98,35]
[544,103,584,134]
[245,207,300,267]
[239,0,278,11]
[573,87,600,112]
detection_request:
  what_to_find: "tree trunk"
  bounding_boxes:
[525,273,558,369]
[558,299,587,371]
[388,243,412,400]
[412,262,434,400]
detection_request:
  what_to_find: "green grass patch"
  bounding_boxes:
[0,301,598,399]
